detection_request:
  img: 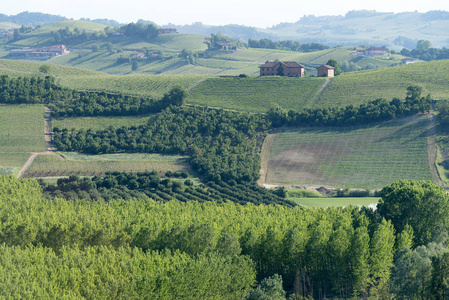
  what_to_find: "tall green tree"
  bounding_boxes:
[369,219,395,298]
[378,180,449,247]
[431,252,449,299]
[326,59,343,75]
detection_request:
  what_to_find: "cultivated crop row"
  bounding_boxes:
[266,115,431,188]
[59,74,208,99]
[188,76,326,112]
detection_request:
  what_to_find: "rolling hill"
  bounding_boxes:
[2,20,406,75]
[187,60,449,113]
[262,115,432,188]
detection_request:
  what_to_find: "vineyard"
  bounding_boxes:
[0,105,46,174]
[318,60,449,107]
[265,114,431,188]
[58,74,209,98]
[187,76,326,112]
[23,153,190,178]
[0,59,101,76]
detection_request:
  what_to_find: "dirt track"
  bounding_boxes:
[16,106,55,178]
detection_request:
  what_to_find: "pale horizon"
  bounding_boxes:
[3,0,449,28]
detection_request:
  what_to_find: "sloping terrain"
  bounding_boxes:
[263,115,431,188]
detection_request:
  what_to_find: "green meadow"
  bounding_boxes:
[0,105,46,174]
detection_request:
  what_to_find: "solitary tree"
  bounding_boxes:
[277,63,284,76]
[326,59,343,75]
[416,40,432,51]
[132,60,139,71]
[39,65,50,74]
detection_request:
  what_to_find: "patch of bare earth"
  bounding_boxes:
[258,133,276,185]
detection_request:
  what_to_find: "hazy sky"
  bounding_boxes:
[3,0,449,28]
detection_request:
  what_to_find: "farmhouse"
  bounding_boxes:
[402,58,416,64]
[364,46,387,57]
[9,45,69,58]
[159,28,177,34]
[259,61,305,77]
[130,52,146,59]
[317,65,335,77]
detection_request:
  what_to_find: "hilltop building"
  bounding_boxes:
[9,45,69,58]
[317,65,335,77]
[158,28,177,34]
[364,46,387,57]
[130,52,146,59]
[259,61,305,77]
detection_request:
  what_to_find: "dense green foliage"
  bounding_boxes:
[0,245,255,299]
[403,46,449,61]
[247,38,330,52]
[0,176,401,299]
[266,86,431,127]
[121,22,159,40]
[39,173,295,206]
[53,106,268,183]
[378,180,449,246]
[0,75,187,117]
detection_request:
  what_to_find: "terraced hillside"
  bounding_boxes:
[186,60,449,113]
[263,115,432,188]
[318,60,449,107]
[187,76,326,112]
[0,59,102,76]
[58,74,209,99]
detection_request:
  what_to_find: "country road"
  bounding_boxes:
[16,153,38,179]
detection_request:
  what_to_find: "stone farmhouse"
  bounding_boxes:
[364,46,387,57]
[317,65,335,77]
[10,45,69,58]
[259,61,305,77]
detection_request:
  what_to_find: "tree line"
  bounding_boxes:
[39,172,295,206]
[53,106,269,183]
[0,75,187,117]
[248,38,330,52]
[266,86,431,127]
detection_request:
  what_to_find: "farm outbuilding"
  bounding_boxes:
[317,65,335,77]
[259,61,305,77]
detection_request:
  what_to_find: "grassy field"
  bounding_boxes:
[265,114,431,188]
[53,115,152,131]
[58,74,209,98]
[290,197,379,208]
[24,153,191,177]
[188,76,326,112]
[318,60,449,107]
[0,105,46,174]
[0,59,102,77]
